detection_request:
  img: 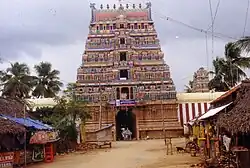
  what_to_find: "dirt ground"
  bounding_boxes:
[29,138,201,168]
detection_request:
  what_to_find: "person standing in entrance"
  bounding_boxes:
[126,128,132,140]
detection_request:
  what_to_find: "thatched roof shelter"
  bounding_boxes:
[0,117,26,135]
[0,97,26,118]
[0,97,27,135]
[217,79,250,134]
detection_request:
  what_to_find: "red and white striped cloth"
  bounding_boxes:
[178,102,210,126]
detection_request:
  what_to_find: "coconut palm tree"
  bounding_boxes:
[32,62,63,98]
[0,62,35,98]
[235,36,250,53]
[184,80,193,93]
[208,57,230,91]
[222,43,249,86]
[209,42,250,91]
[63,83,77,99]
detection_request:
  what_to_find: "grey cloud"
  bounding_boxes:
[1,0,248,59]
[0,0,92,59]
[154,0,249,44]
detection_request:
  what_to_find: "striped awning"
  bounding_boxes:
[178,102,210,126]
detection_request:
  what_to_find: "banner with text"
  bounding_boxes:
[116,100,136,107]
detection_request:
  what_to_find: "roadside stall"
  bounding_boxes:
[217,80,250,168]
[0,114,59,165]
[197,103,232,159]
[0,118,26,168]
[29,130,60,163]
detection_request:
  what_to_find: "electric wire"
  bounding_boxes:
[208,0,215,62]
[205,33,209,71]
[207,0,221,31]
[206,0,220,72]
[154,12,237,40]
[124,0,238,41]
[208,0,214,28]
[243,0,250,37]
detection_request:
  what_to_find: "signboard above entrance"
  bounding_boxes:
[116,100,136,107]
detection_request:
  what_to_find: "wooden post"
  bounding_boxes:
[136,117,139,140]
[23,103,27,168]
[113,106,116,141]
[99,81,102,129]
[166,137,173,155]
[161,80,166,145]
[206,126,210,158]
[236,136,239,168]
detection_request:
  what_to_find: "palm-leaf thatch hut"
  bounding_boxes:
[0,97,27,151]
[0,97,27,118]
[0,118,26,152]
[217,79,250,168]
[0,118,26,135]
[0,97,28,135]
[217,80,250,134]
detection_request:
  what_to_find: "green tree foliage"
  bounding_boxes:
[0,62,35,98]
[29,107,54,121]
[208,57,230,91]
[235,36,250,53]
[209,42,250,91]
[42,83,91,141]
[32,62,63,98]
[63,82,77,99]
[185,80,193,93]
[0,61,63,98]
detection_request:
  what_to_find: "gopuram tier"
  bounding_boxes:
[76,3,183,140]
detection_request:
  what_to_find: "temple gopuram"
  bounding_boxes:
[192,67,209,93]
[76,2,182,140]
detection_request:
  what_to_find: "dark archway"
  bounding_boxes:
[116,108,136,140]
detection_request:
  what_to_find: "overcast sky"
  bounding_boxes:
[0,0,249,91]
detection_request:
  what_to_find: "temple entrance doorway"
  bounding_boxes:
[116,107,136,141]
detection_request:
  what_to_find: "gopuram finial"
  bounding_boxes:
[90,3,96,10]
[146,2,152,20]
[118,0,125,10]
[119,3,124,10]
[90,3,96,23]
[146,2,152,8]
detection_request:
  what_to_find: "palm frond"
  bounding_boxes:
[32,62,62,98]
[232,57,250,68]
[234,36,250,53]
